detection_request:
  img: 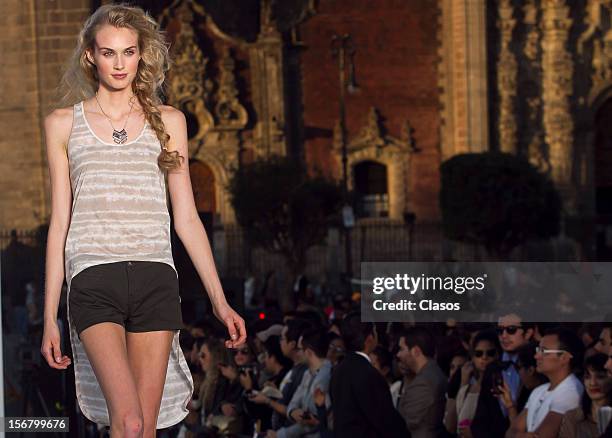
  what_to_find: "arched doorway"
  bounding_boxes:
[353,160,389,218]
[595,98,612,259]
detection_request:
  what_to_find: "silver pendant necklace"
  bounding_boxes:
[94,93,135,144]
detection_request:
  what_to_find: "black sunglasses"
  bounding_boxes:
[496,325,522,335]
[473,348,497,358]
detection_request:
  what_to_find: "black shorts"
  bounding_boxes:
[69,261,184,340]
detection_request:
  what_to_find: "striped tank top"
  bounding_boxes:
[64,101,194,428]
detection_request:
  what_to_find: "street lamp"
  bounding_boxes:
[331,33,359,280]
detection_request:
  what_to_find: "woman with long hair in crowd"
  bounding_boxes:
[186,337,242,436]
[40,4,245,436]
[559,353,612,438]
[445,329,501,437]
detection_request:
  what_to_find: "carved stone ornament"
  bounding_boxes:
[541,0,574,185]
[164,0,214,148]
[214,47,248,130]
[523,0,540,63]
[497,0,518,154]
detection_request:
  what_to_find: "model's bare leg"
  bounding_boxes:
[79,322,144,438]
[126,330,175,438]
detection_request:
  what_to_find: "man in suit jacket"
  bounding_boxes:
[331,312,410,438]
[396,326,447,438]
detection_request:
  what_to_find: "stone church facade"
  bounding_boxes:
[2,0,612,273]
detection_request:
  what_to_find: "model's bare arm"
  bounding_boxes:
[41,107,73,370]
[162,106,246,348]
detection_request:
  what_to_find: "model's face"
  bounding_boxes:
[88,25,140,90]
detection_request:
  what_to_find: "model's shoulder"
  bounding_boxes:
[159,104,184,118]
[45,106,74,126]
[44,106,75,140]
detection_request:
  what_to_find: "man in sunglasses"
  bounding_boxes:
[497,314,535,416]
[506,327,584,438]
[468,316,536,437]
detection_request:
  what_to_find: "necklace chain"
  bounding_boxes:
[94,93,136,144]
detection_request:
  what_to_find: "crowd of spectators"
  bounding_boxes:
[158,303,612,438]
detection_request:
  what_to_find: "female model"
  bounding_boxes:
[40,4,246,437]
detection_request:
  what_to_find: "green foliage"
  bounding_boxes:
[439,152,562,256]
[228,155,343,273]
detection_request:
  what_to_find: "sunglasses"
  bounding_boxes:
[497,325,522,335]
[473,348,497,358]
[235,348,250,355]
[535,346,572,357]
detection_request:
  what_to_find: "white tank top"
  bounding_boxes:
[64,100,193,428]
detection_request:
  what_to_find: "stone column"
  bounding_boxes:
[541,0,574,186]
[438,0,489,160]
[249,0,287,157]
[497,0,518,154]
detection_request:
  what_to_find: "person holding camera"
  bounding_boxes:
[218,338,260,433]
[244,336,293,432]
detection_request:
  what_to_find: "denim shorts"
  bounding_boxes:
[69,261,184,340]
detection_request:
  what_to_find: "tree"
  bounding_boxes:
[439,152,562,258]
[228,155,343,277]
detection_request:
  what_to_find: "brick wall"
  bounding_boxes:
[0,0,90,233]
[298,0,441,221]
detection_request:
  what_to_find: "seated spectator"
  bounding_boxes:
[188,337,242,435]
[506,327,584,437]
[396,325,448,438]
[243,335,292,431]
[250,319,310,430]
[331,311,408,438]
[445,329,500,436]
[559,352,611,438]
[218,338,261,433]
[267,327,333,438]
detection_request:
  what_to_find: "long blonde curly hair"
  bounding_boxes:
[56,3,183,171]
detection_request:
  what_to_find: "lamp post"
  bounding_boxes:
[331,33,359,281]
